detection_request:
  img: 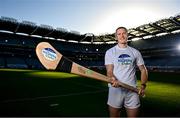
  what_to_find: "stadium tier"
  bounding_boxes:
[0,15,180,72]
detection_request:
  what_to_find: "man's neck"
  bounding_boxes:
[118,43,128,48]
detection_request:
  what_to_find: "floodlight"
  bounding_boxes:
[177,44,180,50]
[131,37,141,41]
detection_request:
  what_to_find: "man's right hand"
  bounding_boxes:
[110,77,119,87]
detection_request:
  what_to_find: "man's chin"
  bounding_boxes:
[121,42,127,44]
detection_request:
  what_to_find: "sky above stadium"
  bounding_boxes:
[0,0,179,35]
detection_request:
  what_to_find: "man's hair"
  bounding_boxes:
[115,27,128,33]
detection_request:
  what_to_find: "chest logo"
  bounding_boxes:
[118,54,133,65]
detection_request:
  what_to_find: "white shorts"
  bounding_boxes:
[107,87,140,109]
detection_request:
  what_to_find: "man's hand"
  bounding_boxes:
[138,84,146,97]
[110,77,119,87]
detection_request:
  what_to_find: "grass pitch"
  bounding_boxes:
[0,69,180,117]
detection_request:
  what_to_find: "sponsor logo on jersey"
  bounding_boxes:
[42,48,57,61]
[118,54,132,65]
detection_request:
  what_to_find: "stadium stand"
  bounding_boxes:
[129,33,180,50]
[0,14,180,72]
[0,57,5,68]
[6,57,28,69]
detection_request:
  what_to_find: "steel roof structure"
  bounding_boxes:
[0,14,180,44]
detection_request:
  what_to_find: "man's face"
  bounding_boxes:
[116,28,128,44]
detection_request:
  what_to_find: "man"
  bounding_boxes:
[105,27,148,117]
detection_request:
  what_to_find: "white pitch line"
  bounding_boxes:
[1,89,107,103]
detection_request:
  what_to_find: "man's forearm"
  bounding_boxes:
[141,68,148,87]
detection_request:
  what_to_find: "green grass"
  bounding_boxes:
[0,69,180,117]
[0,69,108,117]
[136,72,180,116]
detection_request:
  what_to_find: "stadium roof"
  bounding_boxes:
[0,14,180,44]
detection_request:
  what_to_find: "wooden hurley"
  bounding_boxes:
[36,42,139,93]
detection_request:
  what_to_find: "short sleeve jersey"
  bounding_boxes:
[105,45,144,87]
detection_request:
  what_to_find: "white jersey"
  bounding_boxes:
[105,45,144,87]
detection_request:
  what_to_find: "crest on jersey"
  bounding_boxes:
[118,54,132,65]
